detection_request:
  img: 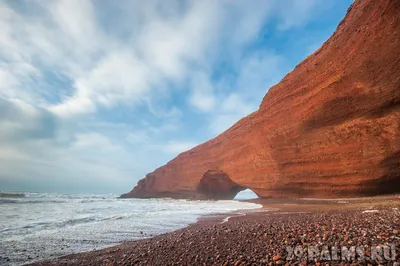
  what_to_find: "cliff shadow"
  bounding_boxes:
[303,92,400,131]
[196,170,246,200]
[363,150,400,195]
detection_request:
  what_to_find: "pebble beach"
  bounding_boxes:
[30,196,400,266]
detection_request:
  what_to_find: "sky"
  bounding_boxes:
[0,0,353,194]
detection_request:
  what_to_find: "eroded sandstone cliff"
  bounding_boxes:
[122,0,400,199]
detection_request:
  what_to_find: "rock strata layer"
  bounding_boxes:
[122,0,400,200]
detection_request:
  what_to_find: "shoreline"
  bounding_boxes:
[245,194,400,212]
[29,195,400,265]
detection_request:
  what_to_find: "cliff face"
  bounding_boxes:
[122,0,400,199]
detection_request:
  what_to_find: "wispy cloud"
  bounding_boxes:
[0,0,351,193]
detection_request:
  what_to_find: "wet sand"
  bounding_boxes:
[30,195,400,265]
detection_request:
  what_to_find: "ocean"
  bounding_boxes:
[0,192,261,265]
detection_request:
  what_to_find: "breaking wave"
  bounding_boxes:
[0,192,25,198]
[0,192,261,265]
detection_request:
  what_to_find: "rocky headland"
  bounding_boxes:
[122,0,400,200]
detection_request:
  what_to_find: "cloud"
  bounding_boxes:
[274,0,321,30]
[188,72,216,112]
[0,98,57,142]
[0,98,154,193]
[208,94,256,135]
[0,97,194,193]
[0,0,347,193]
[205,50,285,135]
[50,51,153,116]
[126,132,197,155]
[1,0,317,115]
[160,141,198,154]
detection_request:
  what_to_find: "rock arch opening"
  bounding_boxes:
[234,189,259,200]
[196,170,245,200]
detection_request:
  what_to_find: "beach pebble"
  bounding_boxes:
[31,205,400,266]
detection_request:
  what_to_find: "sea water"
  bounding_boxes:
[0,192,261,265]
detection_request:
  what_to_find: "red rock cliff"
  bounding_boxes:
[122,0,400,199]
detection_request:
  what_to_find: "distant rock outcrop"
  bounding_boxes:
[121,0,400,199]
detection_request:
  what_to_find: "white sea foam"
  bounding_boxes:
[220,212,246,224]
[0,192,261,265]
[362,210,379,213]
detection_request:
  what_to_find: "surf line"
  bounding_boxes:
[220,212,246,224]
